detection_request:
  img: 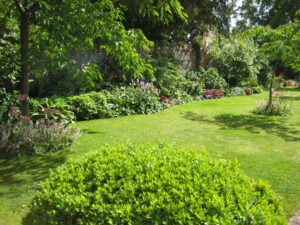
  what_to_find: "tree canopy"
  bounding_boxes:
[1,0,187,115]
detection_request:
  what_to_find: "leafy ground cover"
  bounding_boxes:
[0,88,299,224]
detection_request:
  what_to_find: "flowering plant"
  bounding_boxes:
[0,119,80,158]
[282,81,292,87]
[203,89,224,99]
[244,88,252,95]
[160,96,172,109]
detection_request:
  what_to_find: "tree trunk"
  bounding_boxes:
[268,59,280,108]
[201,30,208,69]
[20,13,30,116]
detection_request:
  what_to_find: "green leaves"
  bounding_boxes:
[28,143,286,224]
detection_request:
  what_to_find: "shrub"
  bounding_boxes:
[105,82,163,117]
[228,87,245,97]
[208,38,263,87]
[252,86,264,94]
[200,68,228,91]
[203,89,224,99]
[146,49,186,98]
[30,98,75,124]
[26,143,285,225]
[254,94,292,116]
[67,92,107,121]
[0,119,80,158]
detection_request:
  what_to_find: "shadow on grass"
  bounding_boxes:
[0,152,66,197]
[184,112,300,142]
[81,128,105,135]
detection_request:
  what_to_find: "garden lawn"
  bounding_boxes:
[1,87,300,225]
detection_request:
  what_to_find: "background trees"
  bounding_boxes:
[1,0,187,116]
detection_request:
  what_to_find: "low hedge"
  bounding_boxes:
[26,144,285,224]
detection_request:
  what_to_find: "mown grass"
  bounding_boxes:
[0,87,300,224]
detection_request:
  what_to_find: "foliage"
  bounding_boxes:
[201,68,228,90]
[254,92,292,116]
[0,119,80,158]
[252,86,264,94]
[104,84,163,117]
[29,98,76,124]
[0,92,19,124]
[67,92,107,121]
[120,0,235,43]
[238,0,299,28]
[26,143,285,225]
[203,89,224,99]
[1,0,187,116]
[207,37,264,87]
[228,87,246,97]
[146,48,186,98]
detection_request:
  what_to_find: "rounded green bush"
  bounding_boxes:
[26,144,285,224]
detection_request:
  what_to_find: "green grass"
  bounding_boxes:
[1,87,300,224]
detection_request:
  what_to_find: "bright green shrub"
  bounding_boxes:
[27,144,285,225]
[252,86,264,94]
[208,38,263,87]
[228,87,246,97]
[67,92,107,120]
[104,84,163,117]
[29,98,75,123]
[146,49,186,98]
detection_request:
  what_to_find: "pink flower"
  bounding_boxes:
[43,108,52,114]
[293,95,297,98]
[8,106,18,117]
[281,92,285,96]
[19,115,29,122]
[68,105,76,110]
[285,93,289,96]
[271,88,275,92]
[18,94,28,101]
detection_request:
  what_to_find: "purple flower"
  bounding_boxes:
[8,106,18,117]
[54,110,62,114]
[19,115,29,122]
[43,108,52,114]
[18,94,28,101]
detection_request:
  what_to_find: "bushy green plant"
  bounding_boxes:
[0,119,80,158]
[208,38,263,87]
[67,92,107,121]
[254,93,292,116]
[105,82,163,117]
[252,86,264,94]
[200,67,228,90]
[26,143,285,224]
[185,69,227,91]
[30,98,76,123]
[146,49,186,97]
[228,87,246,97]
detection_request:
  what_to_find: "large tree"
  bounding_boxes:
[241,11,300,107]
[238,0,300,28]
[1,0,187,116]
